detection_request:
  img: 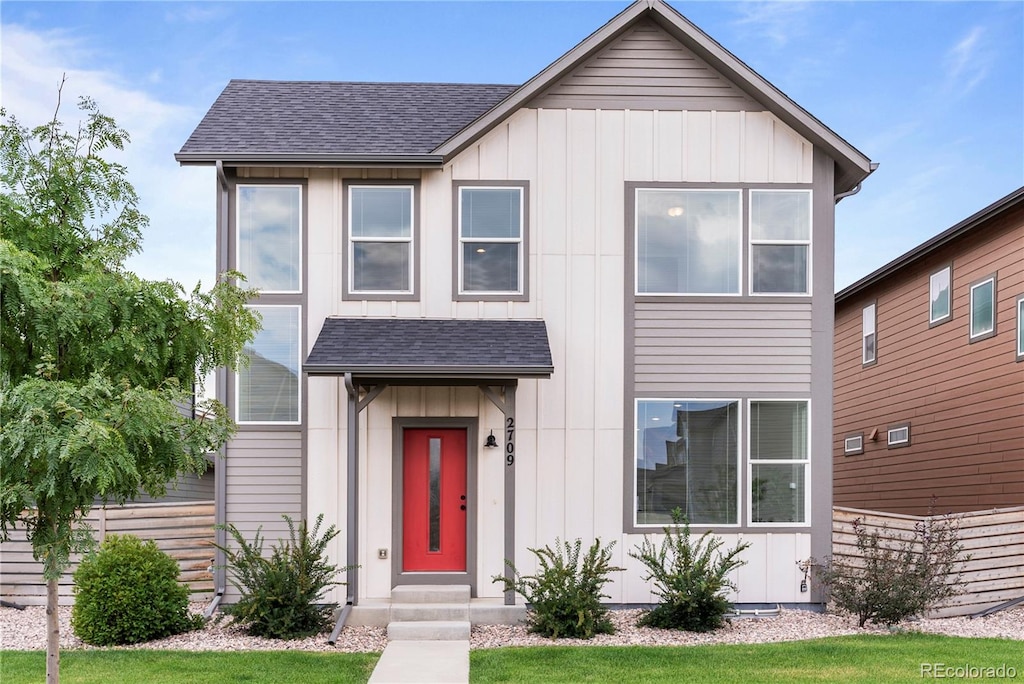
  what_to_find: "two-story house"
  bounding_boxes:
[834,186,1024,516]
[177,0,874,622]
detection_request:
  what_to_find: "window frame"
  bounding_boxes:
[928,264,953,327]
[235,304,302,426]
[862,301,877,366]
[843,433,864,456]
[1016,295,1024,362]
[968,274,997,342]
[453,181,529,301]
[748,188,813,297]
[633,397,742,529]
[344,182,419,301]
[235,183,303,295]
[887,422,911,448]
[747,399,811,527]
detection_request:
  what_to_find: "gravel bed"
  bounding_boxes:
[2,603,1021,653]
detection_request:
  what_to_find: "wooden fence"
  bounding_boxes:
[833,506,1024,617]
[1,502,215,607]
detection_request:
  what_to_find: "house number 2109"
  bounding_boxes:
[505,417,515,466]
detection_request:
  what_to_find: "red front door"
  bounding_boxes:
[402,428,467,572]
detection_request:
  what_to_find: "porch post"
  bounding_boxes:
[503,383,517,606]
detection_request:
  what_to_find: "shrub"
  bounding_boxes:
[493,538,624,639]
[629,510,750,632]
[72,534,201,646]
[216,514,346,639]
[816,511,967,627]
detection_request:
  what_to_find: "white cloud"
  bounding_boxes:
[944,26,991,95]
[732,1,812,49]
[1,23,216,289]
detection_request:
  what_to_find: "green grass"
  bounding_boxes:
[0,650,380,684]
[470,633,1024,683]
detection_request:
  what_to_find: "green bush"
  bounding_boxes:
[629,511,750,632]
[72,534,201,645]
[216,514,346,639]
[816,512,966,627]
[493,538,623,639]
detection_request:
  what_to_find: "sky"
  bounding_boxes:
[2,1,1022,292]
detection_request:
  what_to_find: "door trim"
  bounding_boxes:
[392,418,478,596]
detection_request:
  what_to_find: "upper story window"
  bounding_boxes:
[237,185,302,293]
[347,184,415,298]
[237,305,301,425]
[862,302,877,366]
[750,190,811,295]
[635,188,741,295]
[456,184,527,299]
[929,265,952,325]
[969,274,997,342]
[1016,295,1024,361]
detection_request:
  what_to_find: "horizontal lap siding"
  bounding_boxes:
[833,208,1024,515]
[225,431,303,541]
[635,302,812,393]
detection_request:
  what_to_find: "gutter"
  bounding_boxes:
[834,162,879,204]
[176,152,445,168]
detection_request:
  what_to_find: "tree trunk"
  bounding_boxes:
[46,578,60,684]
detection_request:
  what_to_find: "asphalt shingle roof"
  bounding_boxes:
[177,80,518,158]
[304,318,553,378]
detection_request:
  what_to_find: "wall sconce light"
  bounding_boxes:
[484,430,499,448]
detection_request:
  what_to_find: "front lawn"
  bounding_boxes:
[470,633,1023,683]
[0,650,379,684]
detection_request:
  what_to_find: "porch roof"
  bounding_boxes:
[304,318,553,380]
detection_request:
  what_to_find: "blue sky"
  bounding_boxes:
[3,1,1022,291]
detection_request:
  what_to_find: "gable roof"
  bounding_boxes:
[176,0,872,192]
[835,185,1024,305]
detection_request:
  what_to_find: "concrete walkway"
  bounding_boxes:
[368,640,470,684]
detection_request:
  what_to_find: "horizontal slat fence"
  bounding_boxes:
[1,502,215,606]
[833,506,1024,617]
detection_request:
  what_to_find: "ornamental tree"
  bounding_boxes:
[0,84,260,684]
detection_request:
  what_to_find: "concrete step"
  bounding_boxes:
[390,584,471,604]
[387,620,471,641]
[391,602,469,622]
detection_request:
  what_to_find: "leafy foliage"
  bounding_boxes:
[493,538,624,639]
[215,515,348,639]
[629,510,750,632]
[71,534,202,645]
[816,512,967,627]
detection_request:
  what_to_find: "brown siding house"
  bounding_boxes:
[834,187,1024,515]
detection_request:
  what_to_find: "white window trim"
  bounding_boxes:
[348,184,415,295]
[457,185,524,296]
[633,398,742,529]
[929,265,952,325]
[1017,295,1024,361]
[634,188,743,297]
[844,434,864,455]
[747,398,811,528]
[887,424,910,447]
[969,276,996,340]
[748,189,813,297]
[236,304,302,426]
[862,302,877,365]
[236,184,303,295]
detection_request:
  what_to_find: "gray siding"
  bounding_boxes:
[634,302,812,393]
[130,466,215,503]
[532,19,762,111]
[224,431,303,539]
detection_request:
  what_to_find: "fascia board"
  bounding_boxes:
[174,152,445,168]
[303,365,554,379]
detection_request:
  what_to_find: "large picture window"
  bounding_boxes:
[635,189,741,295]
[750,190,811,295]
[749,401,809,524]
[458,186,524,295]
[237,185,302,292]
[348,185,414,295]
[237,305,300,424]
[635,400,739,526]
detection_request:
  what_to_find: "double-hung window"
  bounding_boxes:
[457,185,526,298]
[749,400,810,525]
[929,265,952,325]
[750,190,811,295]
[348,185,415,297]
[969,275,996,342]
[862,302,877,365]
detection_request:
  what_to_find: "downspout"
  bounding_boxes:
[329,372,359,644]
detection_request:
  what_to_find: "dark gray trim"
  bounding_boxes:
[391,418,479,596]
[928,263,954,328]
[886,422,911,449]
[341,180,421,302]
[452,181,531,302]
[177,153,445,167]
[836,186,1024,304]
[843,433,864,456]
[213,164,230,594]
[306,366,550,379]
[1016,295,1024,362]
[968,273,998,343]
[861,300,877,368]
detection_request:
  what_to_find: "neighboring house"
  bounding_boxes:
[834,187,1024,516]
[176,0,874,615]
